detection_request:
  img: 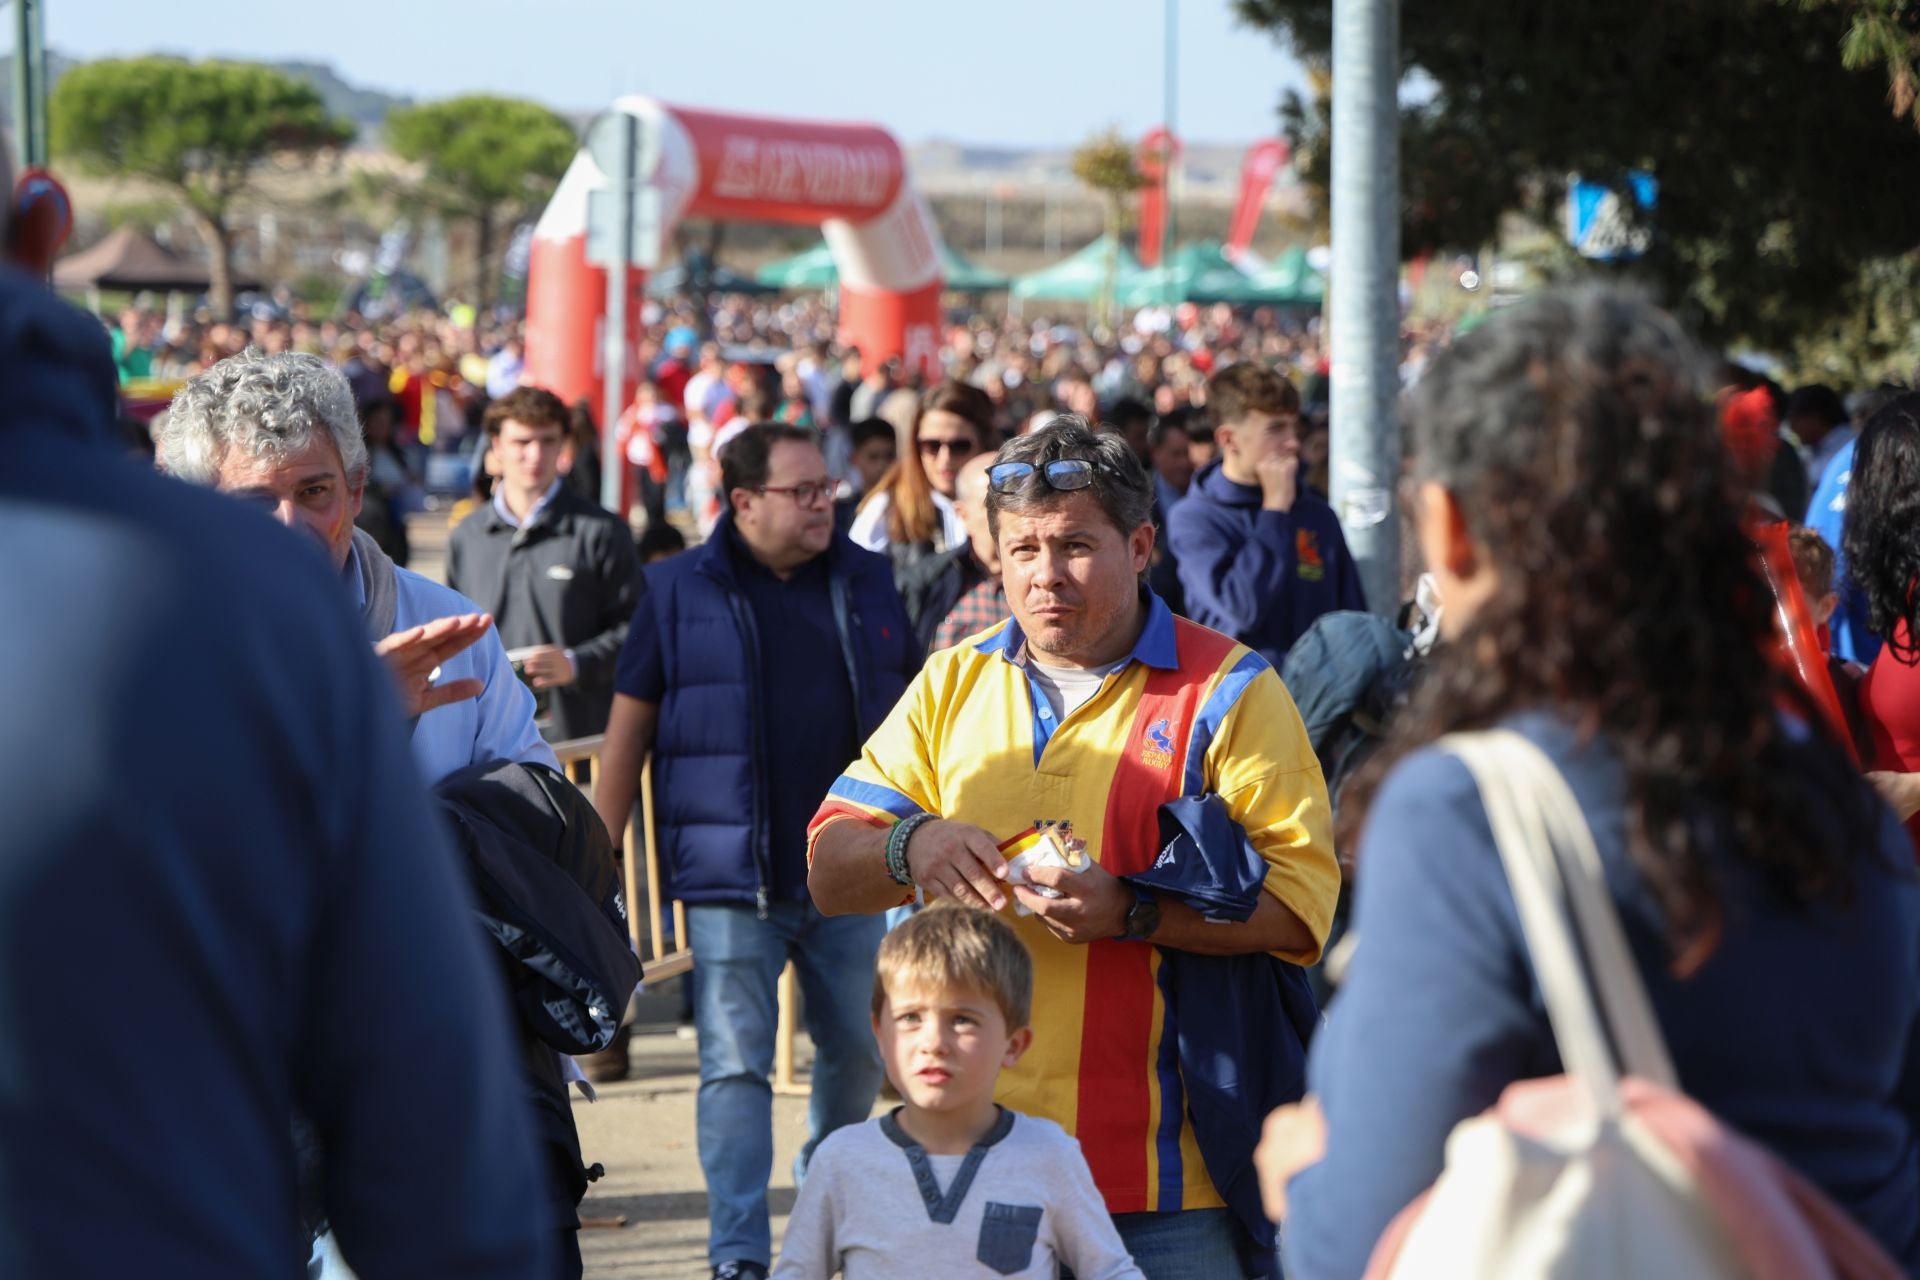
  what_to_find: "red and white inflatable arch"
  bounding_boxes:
[525,97,944,423]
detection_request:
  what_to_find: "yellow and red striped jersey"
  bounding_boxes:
[808,594,1339,1214]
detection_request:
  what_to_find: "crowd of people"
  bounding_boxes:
[17,163,1920,1280]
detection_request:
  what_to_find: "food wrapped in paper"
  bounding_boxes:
[998,826,1091,916]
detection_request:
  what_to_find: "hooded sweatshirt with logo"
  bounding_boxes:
[1166,460,1367,668]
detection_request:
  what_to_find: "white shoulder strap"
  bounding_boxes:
[1445,730,1679,1105]
[1507,731,1679,1089]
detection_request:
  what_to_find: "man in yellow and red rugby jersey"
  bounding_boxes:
[808,416,1339,1279]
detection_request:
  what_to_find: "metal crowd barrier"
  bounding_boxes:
[549,736,807,1093]
[550,735,692,984]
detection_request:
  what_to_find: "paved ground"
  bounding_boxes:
[405,508,453,584]
[573,993,824,1279]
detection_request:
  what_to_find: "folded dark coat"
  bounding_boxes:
[1128,794,1321,1278]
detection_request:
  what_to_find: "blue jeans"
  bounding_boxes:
[687,901,885,1268]
[1112,1209,1252,1280]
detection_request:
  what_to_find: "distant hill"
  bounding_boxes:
[13,53,1276,203]
[908,137,1277,202]
[273,60,413,138]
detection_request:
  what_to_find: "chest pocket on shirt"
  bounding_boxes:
[977,1202,1043,1275]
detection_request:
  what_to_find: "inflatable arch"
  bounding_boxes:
[525,97,945,424]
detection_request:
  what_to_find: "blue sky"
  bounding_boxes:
[46,0,1309,146]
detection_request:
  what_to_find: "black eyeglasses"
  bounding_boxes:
[757,481,833,508]
[988,459,1102,493]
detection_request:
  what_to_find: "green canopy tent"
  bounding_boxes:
[754,242,840,290]
[755,239,1003,293]
[1247,244,1326,307]
[939,241,1008,293]
[1010,234,1145,304]
[1113,239,1269,308]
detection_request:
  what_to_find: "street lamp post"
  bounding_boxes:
[12,0,48,168]
[1162,0,1178,308]
[1330,0,1402,617]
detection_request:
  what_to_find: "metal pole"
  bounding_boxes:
[1329,0,1402,617]
[600,113,635,517]
[25,0,43,167]
[11,1,26,170]
[1162,0,1178,306]
[11,0,37,169]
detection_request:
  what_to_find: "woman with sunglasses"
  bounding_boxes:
[849,380,996,577]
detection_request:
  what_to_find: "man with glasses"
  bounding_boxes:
[807,417,1339,1279]
[593,422,918,1280]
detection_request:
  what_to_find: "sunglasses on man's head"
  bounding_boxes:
[988,458,1102,493]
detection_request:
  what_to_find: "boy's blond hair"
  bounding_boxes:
[871,903,1033,1030]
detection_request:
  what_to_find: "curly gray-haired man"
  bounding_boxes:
[156,349,555,780]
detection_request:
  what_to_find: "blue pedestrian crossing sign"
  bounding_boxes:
[1565,172,1658,261]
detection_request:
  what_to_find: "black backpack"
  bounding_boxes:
[433,761,641,1254]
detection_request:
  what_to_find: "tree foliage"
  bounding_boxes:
[1071,129,1147,208]
[1072,129,1147,327]
[1234,0,1920,350]
[384,95,577,310]
[1801,0,1920,122]
[51,57,353,317]
[1786,250,1920,384]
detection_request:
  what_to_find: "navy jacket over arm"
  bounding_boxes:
[1129,795,1319,1278]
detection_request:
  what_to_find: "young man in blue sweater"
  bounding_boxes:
[1168,364,1366,666]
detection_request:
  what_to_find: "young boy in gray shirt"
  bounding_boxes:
[772,903,1142,1279]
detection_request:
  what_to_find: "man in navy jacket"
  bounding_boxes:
[1169,363,1366,666]
[594,423,917,1280]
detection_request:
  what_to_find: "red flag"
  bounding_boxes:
[1747,513,1856,763]
[1224,140,1290,262]
[1136,128,1181,268]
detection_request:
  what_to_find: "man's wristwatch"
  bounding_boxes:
[1118,887,1161,942]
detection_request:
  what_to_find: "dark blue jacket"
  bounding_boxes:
[1167,460,1367,668]
[1131,796,1319,1279]
[0,269,550,1277]
[637,517,917,909]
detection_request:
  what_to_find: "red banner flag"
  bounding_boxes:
[1224,139,1290,262]
[1136,127,1181,268]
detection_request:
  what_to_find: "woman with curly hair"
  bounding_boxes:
[1262,288,1920,1279]
[849,380,996,577]
[1843,393,1920,853]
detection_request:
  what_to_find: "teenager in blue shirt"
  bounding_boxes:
[1168,363,1365,666]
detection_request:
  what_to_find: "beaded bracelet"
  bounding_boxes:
[886,811,937,886]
